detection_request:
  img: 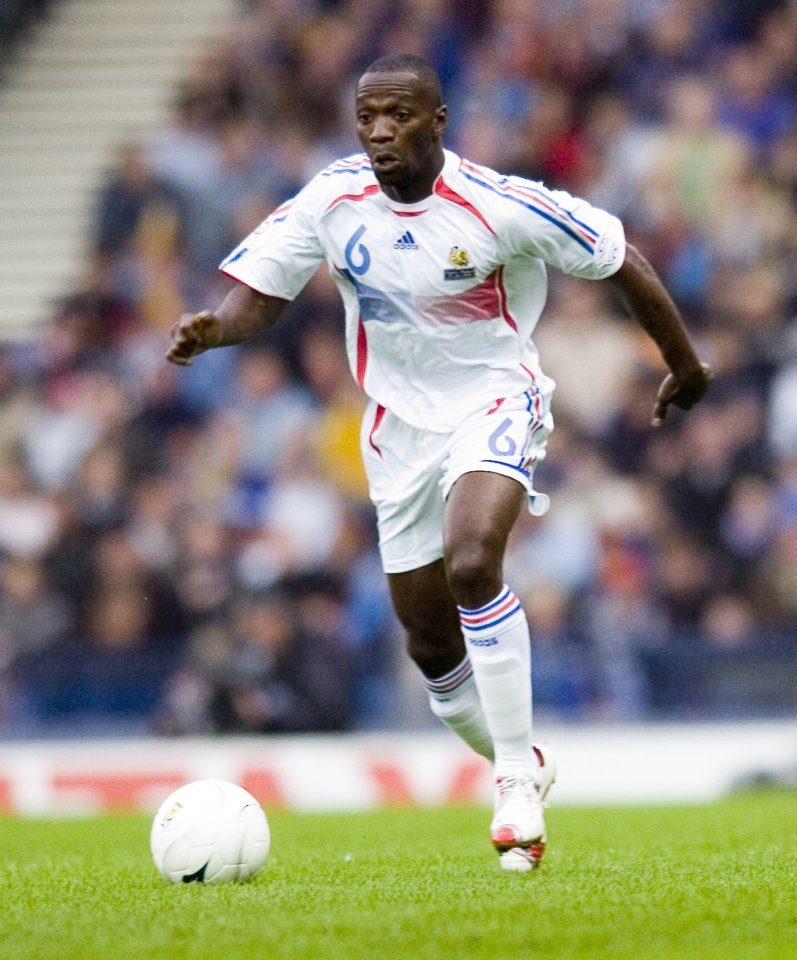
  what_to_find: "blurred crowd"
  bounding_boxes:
[1,0,797,738]
[0,0,53,70]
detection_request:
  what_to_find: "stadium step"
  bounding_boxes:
[0,0,236,340]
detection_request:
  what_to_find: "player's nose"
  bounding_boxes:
[369,115,394,142]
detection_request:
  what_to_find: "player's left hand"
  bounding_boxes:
[652,362,714,427]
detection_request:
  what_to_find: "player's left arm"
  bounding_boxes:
[607,243,714,427]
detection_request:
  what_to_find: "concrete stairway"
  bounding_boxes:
[0,0,237,340]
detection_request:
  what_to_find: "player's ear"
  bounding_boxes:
[434,104,448,136]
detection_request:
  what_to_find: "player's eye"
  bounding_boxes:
[357,113,372,125]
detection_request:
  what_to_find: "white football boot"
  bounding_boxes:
[493,743,556,873]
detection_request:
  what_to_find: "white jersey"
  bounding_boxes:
[221,149,626,433]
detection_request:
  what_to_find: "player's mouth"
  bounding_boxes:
[371,153,401,173]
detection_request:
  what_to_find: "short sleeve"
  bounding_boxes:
[503,177,626,280]
[219,184,325,300]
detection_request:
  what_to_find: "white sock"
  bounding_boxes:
[423,656,494,760]
[458,585,536,780]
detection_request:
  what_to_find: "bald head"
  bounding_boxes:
[359,54,443,109]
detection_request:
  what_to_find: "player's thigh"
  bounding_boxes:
[444,469,526,562]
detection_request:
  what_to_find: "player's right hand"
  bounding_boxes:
[166,311,222,365]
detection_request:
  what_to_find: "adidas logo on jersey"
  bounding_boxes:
[394,231,419,250]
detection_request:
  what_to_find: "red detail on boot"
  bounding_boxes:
[491,825,521,849]
[528,841,546,863]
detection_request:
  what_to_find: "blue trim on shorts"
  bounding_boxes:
[479,459,531,479]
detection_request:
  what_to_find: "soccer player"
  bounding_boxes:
[167,53,713,870]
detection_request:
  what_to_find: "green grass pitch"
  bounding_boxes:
[1,790,795,960]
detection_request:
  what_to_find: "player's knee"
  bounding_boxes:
[445,541,501,608]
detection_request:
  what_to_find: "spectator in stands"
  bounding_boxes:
[227,343,316,496]
[93,143,184,259]
[147,85,223,197]
[0,552,72,734]
[534,276,640,435]
[0,456,60,559]
[179,120,286,274]
[714,44,795,153]
[172,516,237,629]
[768,327,797,458]
[207,584,351,734]
[0,555,73,668]
[81,527,188,645]
[298,323,369,503]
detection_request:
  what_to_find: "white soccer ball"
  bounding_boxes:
[150,780,270,884]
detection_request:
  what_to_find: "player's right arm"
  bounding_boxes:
[166,284,289,366]
[168,158,346,366]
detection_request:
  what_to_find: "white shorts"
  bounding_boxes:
[361,393,553,574]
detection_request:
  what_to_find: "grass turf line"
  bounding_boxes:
[0,790,795,960]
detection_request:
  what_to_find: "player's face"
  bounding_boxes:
[356,71,447,202]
